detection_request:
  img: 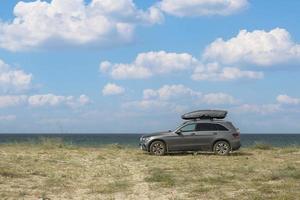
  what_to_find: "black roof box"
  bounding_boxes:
[182,110,227,120]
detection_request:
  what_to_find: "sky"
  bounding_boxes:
[0,0,300,133]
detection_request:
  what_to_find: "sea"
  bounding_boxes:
[0,134,299,147]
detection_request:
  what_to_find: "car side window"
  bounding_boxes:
[180,124,196,132]
[196,123,217,131]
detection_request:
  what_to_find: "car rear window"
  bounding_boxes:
[214,124,229,131]
[196,123,228,131]
[196,123,216,131]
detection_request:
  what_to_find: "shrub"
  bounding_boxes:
[252,142,273,150]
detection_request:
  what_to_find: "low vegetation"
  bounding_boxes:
[0,139,299,199]
[251,142,273,150]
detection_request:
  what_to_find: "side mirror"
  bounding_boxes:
[175,130,182,135]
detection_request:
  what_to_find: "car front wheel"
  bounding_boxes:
[149,141,166,156]
[213,141,230,156]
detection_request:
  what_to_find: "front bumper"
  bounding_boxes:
[139,136,151,151]
[139,143,148,151]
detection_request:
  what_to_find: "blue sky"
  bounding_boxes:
[0,0,300,133]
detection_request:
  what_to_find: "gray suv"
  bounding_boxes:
[139,110,241,156]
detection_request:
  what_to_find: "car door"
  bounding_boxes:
[194,123,218,151]
[167,123,198,151]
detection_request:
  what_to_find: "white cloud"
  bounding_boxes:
[100,51,199,79]
[0,94,90,108]
[0,115,16,121]
[0,0,163,51]
[143,84,201,100]
[0,95,27,108]
[123,99,172,110]
[203,28,300,66]
[123,99,187,113]
[101,50,264,81]
[159,0,248,17]
[0,59,32,92]
[277,94,300,105]
[100,28,300,82]
[124,84,236,112]
[192,62,264,81]
[28,94,70,107]
[108,63,152,79]
[77,95,91,105]
[102,83,125,96]
[233,104,282,114]
[202,92,237,105]
[233,95,300,115]
[99,61,112,73]
[28,94,90,107]
[192,28,300,81]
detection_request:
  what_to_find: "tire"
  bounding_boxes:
[213,141,230,156]
[149,141,166,156]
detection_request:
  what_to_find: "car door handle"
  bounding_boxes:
[190,132,196,136]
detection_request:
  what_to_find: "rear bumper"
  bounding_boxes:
[231,140,241,151]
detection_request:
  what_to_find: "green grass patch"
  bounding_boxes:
[144,168,175,187]
[270,165,300,180]
[89,181,131,194]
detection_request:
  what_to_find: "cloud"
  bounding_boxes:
[100,28,300,81]
[233,94,300,115]
[100,51,198,79]
[233,104,282,114]
[277,94,300,105]
[193,28,300,81]
[0,59,32,92]
[28,94,90,107]
[0,0,163,51]
[123,99,183,112]
[102,83,125,96]
[77,95,91,106]
[101,50,264,81]
[0,94,90,108]
[143,84,201,100]
[192,62,263,81]
[0,95,27,108]
[0,115,16,121]
[158,0,248,17]
[124,84,236,112]
[203,28,300,66]
[202,92,237,105]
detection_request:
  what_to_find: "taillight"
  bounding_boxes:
[232,133,240,138]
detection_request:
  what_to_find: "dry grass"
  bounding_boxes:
[0,140,299,200]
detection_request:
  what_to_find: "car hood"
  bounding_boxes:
[142,131,171,138]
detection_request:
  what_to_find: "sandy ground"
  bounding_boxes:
[0,141,299,200]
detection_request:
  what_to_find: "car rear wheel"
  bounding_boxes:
[213,141,230,156]
[150,141,166,156]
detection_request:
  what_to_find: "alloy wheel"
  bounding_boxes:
[214,141,230,155]
[150,141,166,156]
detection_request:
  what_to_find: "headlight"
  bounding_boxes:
[140,137,151,142]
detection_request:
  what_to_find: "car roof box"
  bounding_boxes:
[181,110,227,120]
